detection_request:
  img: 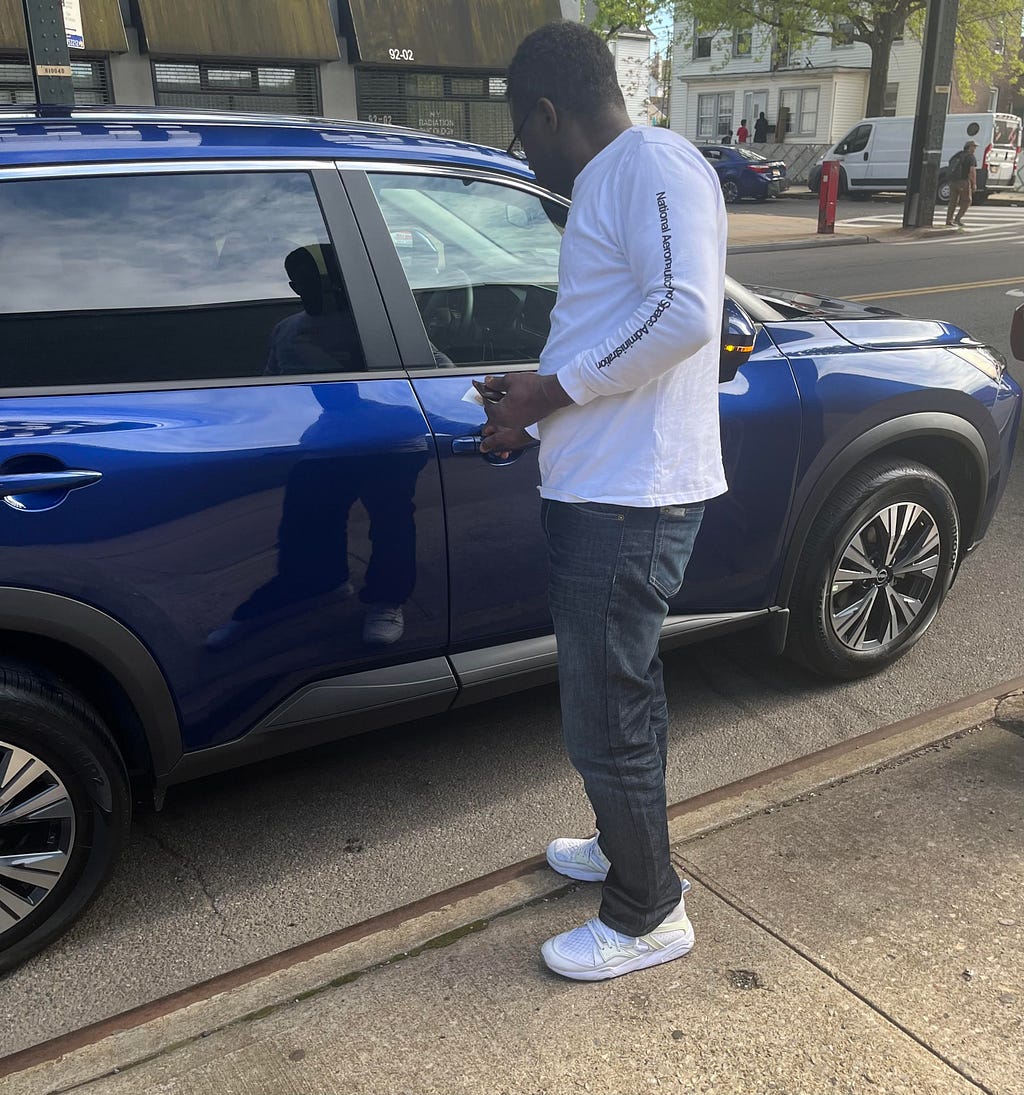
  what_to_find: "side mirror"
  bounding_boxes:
[1012,302,1024,362]
[720,299,756,383]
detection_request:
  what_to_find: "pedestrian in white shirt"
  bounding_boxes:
[479,21,728,981]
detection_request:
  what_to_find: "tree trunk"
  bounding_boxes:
[865,32,895,117]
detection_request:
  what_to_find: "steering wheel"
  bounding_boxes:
[420,272,475,345]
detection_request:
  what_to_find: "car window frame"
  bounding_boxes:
[0,159,402,398]
[340,163,569,377]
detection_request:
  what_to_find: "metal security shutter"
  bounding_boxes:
[0,55,111,104]
[153,61,321,115]
[356,69,513,150]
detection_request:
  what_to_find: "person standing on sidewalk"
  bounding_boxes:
[753,111,769,143]
[736,118,749,144]
[478,21,728,981]
[945,140,978,227]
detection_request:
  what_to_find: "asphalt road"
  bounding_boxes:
[4,226,1023,1058]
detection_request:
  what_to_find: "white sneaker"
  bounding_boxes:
[541,886,694,981]
[546,833,610,882]
[363,604,404,645]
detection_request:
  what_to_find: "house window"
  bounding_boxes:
[0,56,111,104]
[832,21,855,48]
[694,21,712,60]
[697,92,734,140]
[771,32,795,70]
[780,87,819,137]
[884,83,899,116]
[733,30,752,58]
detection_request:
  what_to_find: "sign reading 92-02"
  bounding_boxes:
[388,48,415,61]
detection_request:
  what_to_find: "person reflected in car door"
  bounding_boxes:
[206,245,429,651]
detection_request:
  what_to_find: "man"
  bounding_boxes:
[479,21,727,981]
[945,140,977,227]
[753,111,769,143]
[736,118,749,144]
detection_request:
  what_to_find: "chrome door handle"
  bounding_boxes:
[452,436,482,455]
[0,469,102,497]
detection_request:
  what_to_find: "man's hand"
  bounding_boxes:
[474,372,573,432]
[479,423,535,457]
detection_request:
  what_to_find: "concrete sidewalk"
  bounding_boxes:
[9,691,1023,1095]
[728,209,904,253]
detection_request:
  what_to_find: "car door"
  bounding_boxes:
[0,164,448,753]
[343,167,802,654]
[341,168,557,655]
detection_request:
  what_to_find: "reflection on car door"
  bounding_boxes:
[344,168,561,650]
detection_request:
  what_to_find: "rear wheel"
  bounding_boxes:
[972,189,990,204]
[0,664,130,972]
[786,459,959,679]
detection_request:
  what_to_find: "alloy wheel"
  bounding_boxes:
[722,179,739,203]
[0,741,76,934]
[827,501,941,652]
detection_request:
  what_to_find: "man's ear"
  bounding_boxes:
[536,96,559,135]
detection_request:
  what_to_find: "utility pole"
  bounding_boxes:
[903,0,960,227]
[21,0,75,106]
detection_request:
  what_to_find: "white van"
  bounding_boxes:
[809,113,1022,201]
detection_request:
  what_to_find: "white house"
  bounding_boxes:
[609,26,661,125]
[669,19,923,144]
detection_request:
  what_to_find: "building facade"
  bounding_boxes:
[0,0,578,149]
[669,20,923,144]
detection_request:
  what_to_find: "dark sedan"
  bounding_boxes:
[699,144,789,202]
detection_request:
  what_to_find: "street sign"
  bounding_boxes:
[62,0,84,49]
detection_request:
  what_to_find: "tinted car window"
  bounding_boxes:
[0,171,365,387]
[369,172,563,366]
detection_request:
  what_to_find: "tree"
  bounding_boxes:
[587,0,1024,121]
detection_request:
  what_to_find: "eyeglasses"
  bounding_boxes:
[506,101,537,158]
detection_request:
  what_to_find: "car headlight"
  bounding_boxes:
[947,345,1006,382]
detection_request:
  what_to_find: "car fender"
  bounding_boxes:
[0,587,182,779]
[775,406,993,609]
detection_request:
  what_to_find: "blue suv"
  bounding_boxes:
[0,108,1019,970]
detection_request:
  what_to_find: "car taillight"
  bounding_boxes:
[982,143,992,168]
[748,165,771,173]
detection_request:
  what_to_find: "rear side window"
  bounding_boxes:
[0,171,366,387]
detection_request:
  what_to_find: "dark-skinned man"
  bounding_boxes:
[478,22,728,981]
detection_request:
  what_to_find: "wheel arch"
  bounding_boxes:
[0,588,182,785]
[776,412,990,609]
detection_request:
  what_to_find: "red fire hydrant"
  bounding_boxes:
[817,159,839,234]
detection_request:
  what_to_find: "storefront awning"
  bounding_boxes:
[344,0,563,69]
[0,0,127,53]
[134,0,341,61]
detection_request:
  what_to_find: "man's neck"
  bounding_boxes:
[569,109,632,180]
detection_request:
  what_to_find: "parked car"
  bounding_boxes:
[0,107,1019,971]
[698,144,789,202]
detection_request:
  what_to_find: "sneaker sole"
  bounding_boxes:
[545,848,608,883]
[541,928,695,981]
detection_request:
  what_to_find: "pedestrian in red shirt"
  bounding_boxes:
[736,118,749,144]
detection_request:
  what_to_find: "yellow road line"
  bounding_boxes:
[849,275,1024,302]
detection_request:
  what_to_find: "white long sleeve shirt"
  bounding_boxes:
[533,126,729,507]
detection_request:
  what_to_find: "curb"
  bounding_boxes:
[5,674,1024,1095]
[729,233,875,255]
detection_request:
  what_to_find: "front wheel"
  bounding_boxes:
[721,178,740,203]
[937,176,951,204]
[786,459,959,679]
[0,665,130,972]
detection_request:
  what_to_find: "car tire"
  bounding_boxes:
[972,189,989,204]
[786,459,959,680]
[808,167,821,194]
[937,176,951,204]
[721,178,740,203]
[0,663,130,973]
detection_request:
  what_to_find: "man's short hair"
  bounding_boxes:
[507,21,626,117]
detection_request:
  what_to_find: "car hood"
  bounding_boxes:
[750,284,980,349]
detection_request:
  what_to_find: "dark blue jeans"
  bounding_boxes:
[542,499,705,936]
